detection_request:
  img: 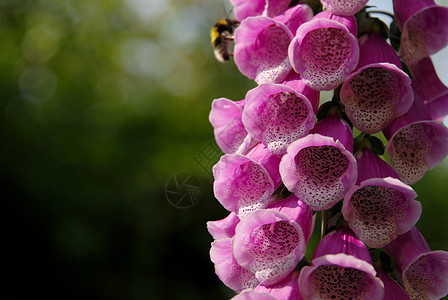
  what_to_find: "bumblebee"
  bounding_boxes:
[210,19,239,63]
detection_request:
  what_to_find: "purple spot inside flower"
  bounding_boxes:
[246,221,301,282]
[309,265,377,299]
[260,92,309,154]
[295,145,349,186]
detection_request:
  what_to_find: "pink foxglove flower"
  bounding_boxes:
[340,31,414,134]
[299,225,385,299]
[242,83,315,155]
[321,0,369,16]
[279,126,357,211]
[232,209,306,285]
[209,98,252,154]
[210,238,260,292]
[383,93,448,185]
[254,270,302,300]
[385,227,448,299]
[410,57,448,122]
[342,145,422,248]
[288,10,359,91]
[393,0,448,65]
[213,143,282,217]
[376,268,410,300]
[234,17,295,84]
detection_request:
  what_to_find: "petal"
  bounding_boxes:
[232,209,306,285]
[210,98,248,154]
[410,57,448,103]
[399,5,448,65]
[376,268,410,300]
[213,154,275,217]
[321,0,369,16]
[402,250,448,299]
[311,111,354,153]
[231,290,278,300]
[254,270,303,300]
[264,0,291,18]
[281,72,320,113]
[313,225,372,263]
[243,83,315,155]
[356,31,402,71]
[340,63,414,134]
[342,177,422,248]
[288,17,359,91]
[384,226,431,272]
[280,134,358,211]
[272,4,313,35]
[229,0,265,21]
[354,147,399,184]
[268,194,315,243]
[207,212,240,240]
[299,254,384,299]
[234,16,293,84]
[425,93,448,122]
[210,238,259,292]
[385,120,448,184]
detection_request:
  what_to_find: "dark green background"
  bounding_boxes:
[1,1,447,299]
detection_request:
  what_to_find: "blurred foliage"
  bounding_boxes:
[0,0,447,299]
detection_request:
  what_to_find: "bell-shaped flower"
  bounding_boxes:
[254,270,302,300]
[299,225,385,299]
[340,30,414,134]
[210,98,255,154]
[232,209,306,285]
[384,226,448,299]
[288,10,359,91]
[342,144,422,248]
[383,93,448,184]
[279,120,357,211]
[410,57,448,122]
[242,83,315,156]
[268,194,315,243]
[376,267,410,300]
[210,238,260,292]
[213,143,282,218]
[234,16,294,84]
[393,0,448,65]
[321,0,369,16]
[207,212,240,240]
